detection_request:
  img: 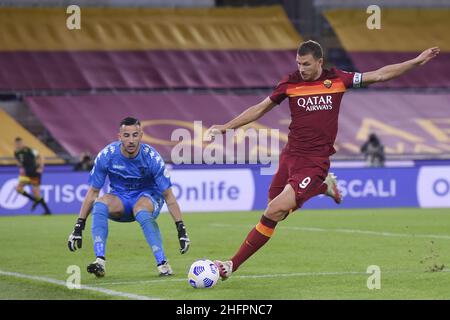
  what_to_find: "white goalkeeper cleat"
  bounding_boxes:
[214,260,233,281]
[157,261,173,276]
[324,172,342,204]
[87,257,106,278]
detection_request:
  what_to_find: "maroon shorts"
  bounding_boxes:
[268,151,330,208]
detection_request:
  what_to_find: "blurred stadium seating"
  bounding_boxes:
[0,6,300,91]
[25,91,450,161]
[0,109,63,165]
[0,0,449,164]
[324,8,450,88]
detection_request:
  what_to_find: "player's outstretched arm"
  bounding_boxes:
[68,186,100,252]
[163,188,190,254]
[78,186,100,220]
[362,47,440,85]
[207,96,277,137]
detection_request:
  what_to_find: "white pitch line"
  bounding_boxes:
[93,268,450,287]
[211,223,450,240]
[0,269,160,300]
[98,270,366,286]
[101,277,189,286]
[4,268,448,291]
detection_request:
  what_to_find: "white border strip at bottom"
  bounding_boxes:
[0,269,160,300]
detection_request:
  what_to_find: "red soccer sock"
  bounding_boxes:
[230,215,277,272]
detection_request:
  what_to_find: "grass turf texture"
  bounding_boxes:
[0,208,449,300]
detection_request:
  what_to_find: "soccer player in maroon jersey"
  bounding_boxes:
[207,40,440,280]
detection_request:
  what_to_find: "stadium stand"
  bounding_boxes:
[0,1,448,163]
[0,6,301,91]
[0,0,215,6]
[0,109,64,165]
[323,8,450,88]
[314,0,450,8]
[26,91,450,160]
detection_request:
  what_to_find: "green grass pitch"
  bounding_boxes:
[0,208,449,300]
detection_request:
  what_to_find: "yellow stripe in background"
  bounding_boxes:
[0,6,302,51]
[324,9,450,52]
[0,109,64,165]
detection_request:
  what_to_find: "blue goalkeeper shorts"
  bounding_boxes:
[109,190,164,223]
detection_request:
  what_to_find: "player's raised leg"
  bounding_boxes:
[133,196,172,276]
[216,171,329,280]
[215,184,297,280]
[88,194,124,277]
[16,179,37,203]
[31,180,51,215]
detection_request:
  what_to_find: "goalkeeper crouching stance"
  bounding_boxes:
[67,117,190,277]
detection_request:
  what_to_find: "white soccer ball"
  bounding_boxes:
[188,259,220,289]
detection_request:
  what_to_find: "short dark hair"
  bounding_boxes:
[119,117,141,127]
[297,40,323,60]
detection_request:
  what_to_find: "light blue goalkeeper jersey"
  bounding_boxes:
[89,141,171,198]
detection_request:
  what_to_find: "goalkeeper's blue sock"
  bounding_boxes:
[92,202,109,258]
[135,210,166,265]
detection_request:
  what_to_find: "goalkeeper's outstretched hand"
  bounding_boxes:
[68,218,86,252]
[176,221,190,254]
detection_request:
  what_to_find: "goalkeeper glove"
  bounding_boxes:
[175,221,190,254]
[68,218,86,252]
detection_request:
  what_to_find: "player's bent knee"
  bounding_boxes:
[133,197,154,215]
[265,202,291,222]
[265,210,287,222]
[93,197,119,216]
[16,182,26,192]
[96,194,120,207]
[94,197,108,206]
[268,200,293,214]
[134,210,154,223]
[93,201,108,212]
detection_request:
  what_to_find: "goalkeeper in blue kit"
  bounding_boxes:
[68,117,190,277]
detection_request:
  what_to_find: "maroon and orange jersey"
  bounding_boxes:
[270,68,362,157]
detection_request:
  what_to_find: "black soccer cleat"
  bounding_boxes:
[87,260,106,278]
[31,198,52,215]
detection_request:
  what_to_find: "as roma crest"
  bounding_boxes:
[323,79,332,88]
